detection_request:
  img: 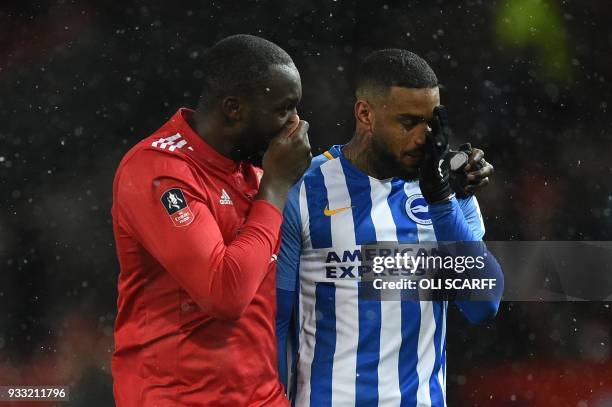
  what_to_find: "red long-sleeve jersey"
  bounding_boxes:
[111,108,288,406]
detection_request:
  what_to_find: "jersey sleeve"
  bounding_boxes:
[276,152,330,291]
[428,198,478,242]
[114,150,282,321]
[429,198,503,323]
[457,195,485,239]
[277,181,302,292]
[276,181,302,391]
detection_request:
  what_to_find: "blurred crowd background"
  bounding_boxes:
[1,0,611,405]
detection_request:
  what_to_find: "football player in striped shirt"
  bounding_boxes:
[276,49,503,406]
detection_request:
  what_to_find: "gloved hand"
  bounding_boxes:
[446,143,494,199]
[419,105,454,204]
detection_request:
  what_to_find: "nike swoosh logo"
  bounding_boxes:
[324,205,353,216]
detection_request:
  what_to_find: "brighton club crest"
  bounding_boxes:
[405,194,432,225]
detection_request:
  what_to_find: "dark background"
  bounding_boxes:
[1,0,611,405]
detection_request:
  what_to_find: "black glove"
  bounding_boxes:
[419,105,454,204]
[446,143,487,199]
[446,143,477,199]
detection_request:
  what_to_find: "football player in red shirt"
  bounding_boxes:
[111,35,311,406]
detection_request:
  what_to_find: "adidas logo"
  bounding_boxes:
[151,133,191,152]
[219,189,233,205]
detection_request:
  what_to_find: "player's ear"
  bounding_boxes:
[221,96,243,122]
[355,99,374,129]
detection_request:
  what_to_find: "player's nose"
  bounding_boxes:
[413,123,429,145]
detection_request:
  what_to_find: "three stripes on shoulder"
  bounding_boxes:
[151,133,193,152]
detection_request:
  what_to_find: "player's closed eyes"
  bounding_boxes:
[279,100,298,114]
[399,115,427,132]
[402,121,417,131]
[402,120,427,132]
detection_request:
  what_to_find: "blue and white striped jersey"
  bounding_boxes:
[277,145,486,407]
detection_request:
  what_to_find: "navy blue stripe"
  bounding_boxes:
[355,282,381,406]
[399,299,420,407]
[310,282,336,407]
[387,179,419,243]
[339,158,377,245]
[289,276,301,404]
[429,301,445,406]
[304,167,332,249]
[440,302,447,398]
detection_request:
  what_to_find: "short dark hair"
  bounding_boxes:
[356,49,438,99]
[199,34,295,107]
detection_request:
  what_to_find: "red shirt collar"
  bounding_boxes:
[168,108,240,173]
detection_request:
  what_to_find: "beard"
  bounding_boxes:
[370,136,420,181]
[230,124,280,167]
[230,136,266,166]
